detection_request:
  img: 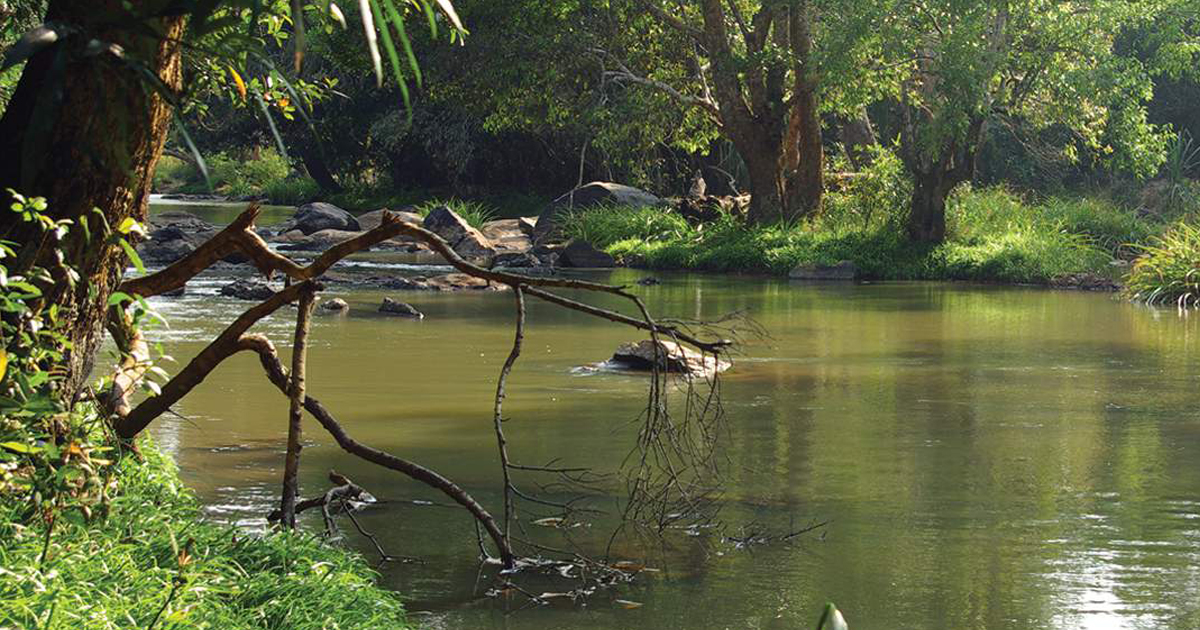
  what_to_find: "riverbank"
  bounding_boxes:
[0,439,409,630]
[562,187,1169,287]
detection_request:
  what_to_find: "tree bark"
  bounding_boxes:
[907,171,950,243]
[0,0,185,400]
[298,144,344,194]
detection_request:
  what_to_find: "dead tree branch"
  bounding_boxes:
[279,285,316,528]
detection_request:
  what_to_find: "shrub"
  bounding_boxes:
[1124,221,1200,308]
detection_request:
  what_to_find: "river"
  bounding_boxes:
[144,201,1200,630]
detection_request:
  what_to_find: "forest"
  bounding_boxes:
[2,2,1200,629]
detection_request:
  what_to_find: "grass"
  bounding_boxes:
[1124,221,1200,308]
[562,187,1142,284]
[153,150,320,206]
[0,441,409,630]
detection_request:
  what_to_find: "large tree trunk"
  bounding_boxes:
[0,1,185,400]
[907,171,950,243]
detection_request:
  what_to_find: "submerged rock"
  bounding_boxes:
[375,273,509,292]
[138,211,218,264]
[1050,273,1121,292]
[788,261,857,281]
[220,278,277,300]
[379,298,424,318]
[320,297,349,312]
[355,208,422,231]
[607,339,730,377]
[636,276,661,286]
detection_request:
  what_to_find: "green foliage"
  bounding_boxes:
[0,441,409,630]
[1125,221,1200,308]
[417,198,496,228]
[153,149,319,204]
[565,187,1121,283]
[822,146,912,231]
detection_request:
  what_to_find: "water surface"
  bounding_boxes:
[144,206,1200,630]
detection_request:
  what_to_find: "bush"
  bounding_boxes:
[151,148,320,205]
[1124,221,1200,307]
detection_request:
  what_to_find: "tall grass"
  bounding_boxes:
[561,187,1119,284]
[152,149,320,205]
[1124,221,1200,308]
[0,442,409,630]
[417,198,497,228]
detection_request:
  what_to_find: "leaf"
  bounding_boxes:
[370,0,411,111]
[433,0,463,31]
[329,2,348,28]
[816,603,849,630]
[0,349,6,383]
[227,65,247,102]
[357,0,384,87]
[2,25,60,72]
[615,599,643,609]
[116,217,145,237]
[0,441,40,454]
[118,239,145,275]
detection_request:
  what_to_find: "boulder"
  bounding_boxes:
[788,261,857,281]
[276,228,364,251]
[481,219,533,252]
[220,278,277,300]
[139,211,218,263]
[379,298,424,318]
[422,206,496,260]
[279,202,360,235]
[320,297,349,312]
[534,182,664,242]
[608,339,730,377]
[492,251,541,269]
[356,208,422,231]
[559,240,616,268]
[518,216,538,237]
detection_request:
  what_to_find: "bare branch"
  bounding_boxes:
[279,285,316,528]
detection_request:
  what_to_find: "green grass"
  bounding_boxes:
[562,187,1133,284]
[1124,221,1200,308]
[153,150,320,205]
[0,441,409,630]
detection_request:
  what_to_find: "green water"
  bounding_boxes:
[144,206,1200,630]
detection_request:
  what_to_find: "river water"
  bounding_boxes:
[144,202,1200,630]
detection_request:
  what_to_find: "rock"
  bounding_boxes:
[163,286,186,297]
[320,297,349,312]
[279,202,360,235]
[636,276,661,286]
[422,206,497,260]
[518,216,538,237]
[379,298,424,318]
[788,260,857,281]
[356,208,422,231]
[535,182,664,242]
[379,273,508,292]
[276,228,365,251]
[481,219,533,252]
[559,240,616,268]
[139,211,219,263]
[1049,273,1122,292]
[491,251,540,269]
[220,279,277,300]
[608,339,730,376]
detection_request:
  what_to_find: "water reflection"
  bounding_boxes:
[139,226,1200,629]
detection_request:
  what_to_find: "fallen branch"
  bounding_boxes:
[279,285,316,528]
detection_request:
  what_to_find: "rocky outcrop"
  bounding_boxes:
[374,273,509,292]
[278,202,360,235]
[220,278,277,300]
[481,219,533,252]
[559,240,616,268]
[534,182,664,242]
[491,251,541,268]
[608,339,730,376]
[355,208,422,231]
[789,261,857,281]
[379,298,424,318]
[422,206,496,261]
[138,211,218,264]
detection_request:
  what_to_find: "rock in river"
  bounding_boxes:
[534,182,664,242]
[320,297,349,312]
[608,339,730,377]
[559,240,616,268]
[788,260,857,281]
[379,298,424,318]
[278,202,360,235]
[422,206,496,261]
[220,278,277,300]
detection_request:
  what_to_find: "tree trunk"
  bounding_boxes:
[0,1,185,400]
[908,171,949,243]
[743,149,785,224]
[840,108,877,169]
[299,145,344,194]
